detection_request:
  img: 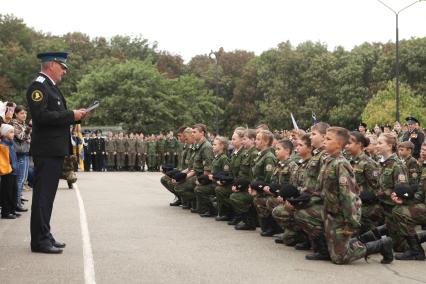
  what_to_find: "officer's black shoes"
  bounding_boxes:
[1,214,16,219]
[52,241,66,248]
[181,202,191,210]
[31,246,63,254]
[365,237,394,264]
[305,235,331,261]
[395,235,425,261]
[215,215,231,221]
[357,231,379,244]
[295,241,311,251]
[169,198,181,207]
[15,205,28,212]
[13,212,21,218]
[68,182,74,189]
[200,212,214,218]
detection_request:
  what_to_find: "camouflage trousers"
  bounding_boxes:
[157,152,165,167]
[294,200,324,238]
[105,152,115,167]
[174,176,196,203]
[393,203,426,236]
[254,195,277,218]
[272,204,304,245]
[215,185,233,216]
[194,183,216,214]
[160,175,177,196]
[147,153,157,169]
[381,203,407,251]
[324,213,367,265]
[116,152,125,168]
[230,191,253,214]
[360,204,385,233]
[136,153,145,168]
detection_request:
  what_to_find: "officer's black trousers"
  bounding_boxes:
[30,156,64,249]
[84,154,91,172]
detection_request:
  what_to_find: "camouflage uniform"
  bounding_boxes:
[351,152,384,233]
[321,154,366,264]
[62,156,77,189]
[215,147,244,218]
[157,138,166,168]
[393,162,426,236]
[136,138,146,171]
[239,146,258,180]
[115,138,126,170]
[194,139,215,214]
[126,138,137,170]
[146,140,158,171]
[160,143,188,198]
[195,152,229,214]
[377,154,409,251]
[294,149,327,239]
[402,155,420,186]
[105,137,116,170]
[176,141,185,170]
[272,158,306,244]
[165,137,179,167]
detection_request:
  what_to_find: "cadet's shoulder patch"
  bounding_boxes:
[373,171,379,177]
[35,76,45,83]
[339,176,348,185]
[398,174,406,183]
[31,90,43,102]
[412,172,418,178]
[265,164,273,172]
[223,165,229,171]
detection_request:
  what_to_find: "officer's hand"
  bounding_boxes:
[73,109,87,121]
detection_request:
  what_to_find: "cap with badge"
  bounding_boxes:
[405,116,419,125]
[393,184,415,200]
[233,178,250,192]
[37,52,69,69]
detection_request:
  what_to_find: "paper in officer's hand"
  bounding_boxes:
[85,100,100,112]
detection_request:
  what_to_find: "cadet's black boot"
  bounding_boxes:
[305,235,331,261]
[169,197,181,206]
[295,233,311,250]
[216,214,232,221]
[372,224,388,239]
[357,230,379,244]
[227,214,241,225]
[67,182,73,189]
[418,231,426,243]
[181,202,191,209]
[235,213,256,231]
[395,235,425,261]
[190,200,198,213]
[260,217,283,237]
[365,237,394,264]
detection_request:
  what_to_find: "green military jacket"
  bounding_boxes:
[230,147,244,179]
[402,156,420,185]
[271,158,298,186]
[319,153,361,229]
[350,152,380,195]
[136,139,145,154]
[304,148,327,198]
[157,139,166,154]
[186,144,197,170]
[115,138,126,153]
[212,153,230,174]
[192,138,213,174]
[252,147,276,183]
[414,161,426,204]
[239,146,258,180]
[105,138,116,153]
[166,137,178,154]
[290,158,310,191]
[126,138,137,154]
[147,141,157,154]
[378,153,408,206]
[290,151,300,163]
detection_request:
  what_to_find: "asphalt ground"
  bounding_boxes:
[1,172,426,284]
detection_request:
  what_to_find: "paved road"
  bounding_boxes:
[1,172,426,284]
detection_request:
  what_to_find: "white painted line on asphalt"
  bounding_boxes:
[75,183,97,284]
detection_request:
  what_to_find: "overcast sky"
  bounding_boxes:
[2,0,426,61]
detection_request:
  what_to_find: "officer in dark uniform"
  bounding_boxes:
[403,117,425,159]
[94,129,105,171]
[26,52,87,254]
[82,130,91,171]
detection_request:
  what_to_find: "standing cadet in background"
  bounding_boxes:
[88,132,97,171]
[27,52,87,254]
[115,132,126,171]
[157,133,166,170]
[136,133,146,171]
[105,131,116,171]
[165,131,178,167]
[94,130,105,172]
[147,135,158,171]
[82,130,91,172]
[127,133,137,171]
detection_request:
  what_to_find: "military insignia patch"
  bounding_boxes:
[398,174,406,182]
[373,171,379,177]
[31,90,43,102]
[412,173,417,178]
[223,165,229,171]
[339,176,348,185]
[266,164,273,172]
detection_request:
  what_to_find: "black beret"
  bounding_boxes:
[359,190,378,205]
[278,184,300,200]
[219,174,234,186]
[173,172,187,183]
[162,164,175,173]
[287,192,311,207]
[166,169,180,178]
[250,180,266,192]
[393,184,415,200]
[268,183,282,197]
[234,178,250,192]
[197,174,211,185]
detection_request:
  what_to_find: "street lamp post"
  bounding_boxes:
[209,50,220,135]
[376,0,424,122]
